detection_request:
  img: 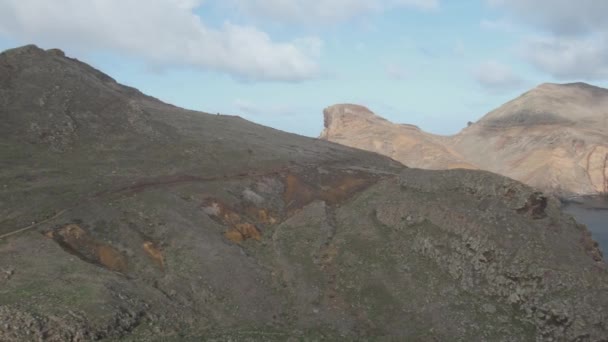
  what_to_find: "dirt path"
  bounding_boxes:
[0,166,294,241]
[1,163,389,241]
[0,208,70,240]
[98,166,294,196]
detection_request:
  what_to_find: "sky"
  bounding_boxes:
[1,0,608,137]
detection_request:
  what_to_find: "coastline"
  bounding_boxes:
[561,195,608,210]
[561,195,608,256]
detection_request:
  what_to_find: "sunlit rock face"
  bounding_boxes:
[321,83,608,197]
[321,104,478,171]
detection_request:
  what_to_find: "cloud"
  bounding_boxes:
[473,60,524,91]
[226,0,439,24]
[0,0,321,81]
[173,0,204,10]
[385,63,408,80]
[521,35,608,80]
[488,0,608,81]
[487,0,608,35]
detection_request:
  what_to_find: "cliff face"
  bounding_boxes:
[321,83,608,196]
[456,83,608,196]
[321,104,477,170]
[1,45,607,341]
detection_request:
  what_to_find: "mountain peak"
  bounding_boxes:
[324,104,377,119]
[0,45,163,152]
[1,44,45,56]
[531,82,608,98]
[321,82,608,196]
[475,81,608,129]
[1,44,116,85]
[0,44,67,59]
[321,104,388,139]
[536,81,605,90]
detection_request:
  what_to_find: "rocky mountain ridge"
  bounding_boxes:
[321,83,608,196]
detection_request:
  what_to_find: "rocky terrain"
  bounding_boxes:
[0,45,607,341]
[321,84,608,197]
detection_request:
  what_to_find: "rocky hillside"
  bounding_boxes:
[1,45,607,341]
[321,83,608,196]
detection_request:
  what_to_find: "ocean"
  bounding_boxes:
[562,196,608,256]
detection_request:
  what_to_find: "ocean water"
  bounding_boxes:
[562,196,608,256]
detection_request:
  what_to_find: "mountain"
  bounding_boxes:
[321,83,608,196]
[320,104,477,170]
[1,45,607,341]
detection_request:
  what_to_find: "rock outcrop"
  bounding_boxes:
[321,104,477,170]
[1,45,607,341]
[321,83,608,196]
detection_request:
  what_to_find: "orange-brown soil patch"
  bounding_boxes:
[203,200,263,244]
[243,206,278,225]
[46,224,128,272]
[283,170,377,212]
[234,223,262,241]
[203,168,379,243]
[224,223,262,243]
[143,241,165,270]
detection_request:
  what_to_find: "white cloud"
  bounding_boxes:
[473,60,524,91]
[385,63,408,80]
[0,0,321,81]
[294,37,323,58]
[487,0,608,35]
[487,0,608,81]
[226,0,439,24]
[173,0,204,10]
[521,35,608,80]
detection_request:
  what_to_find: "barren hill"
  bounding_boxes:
[321,83,608,196]
[320,104,477,170]
[1,45,607,341]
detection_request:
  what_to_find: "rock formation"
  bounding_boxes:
[321,104,477,170]
[1,45,607,341]
[321,83,608,196]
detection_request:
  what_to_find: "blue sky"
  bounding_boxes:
[1,0,608,136]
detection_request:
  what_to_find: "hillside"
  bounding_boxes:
[320,104,477,170]
[321,83,608,196]
[0,45,607,341]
